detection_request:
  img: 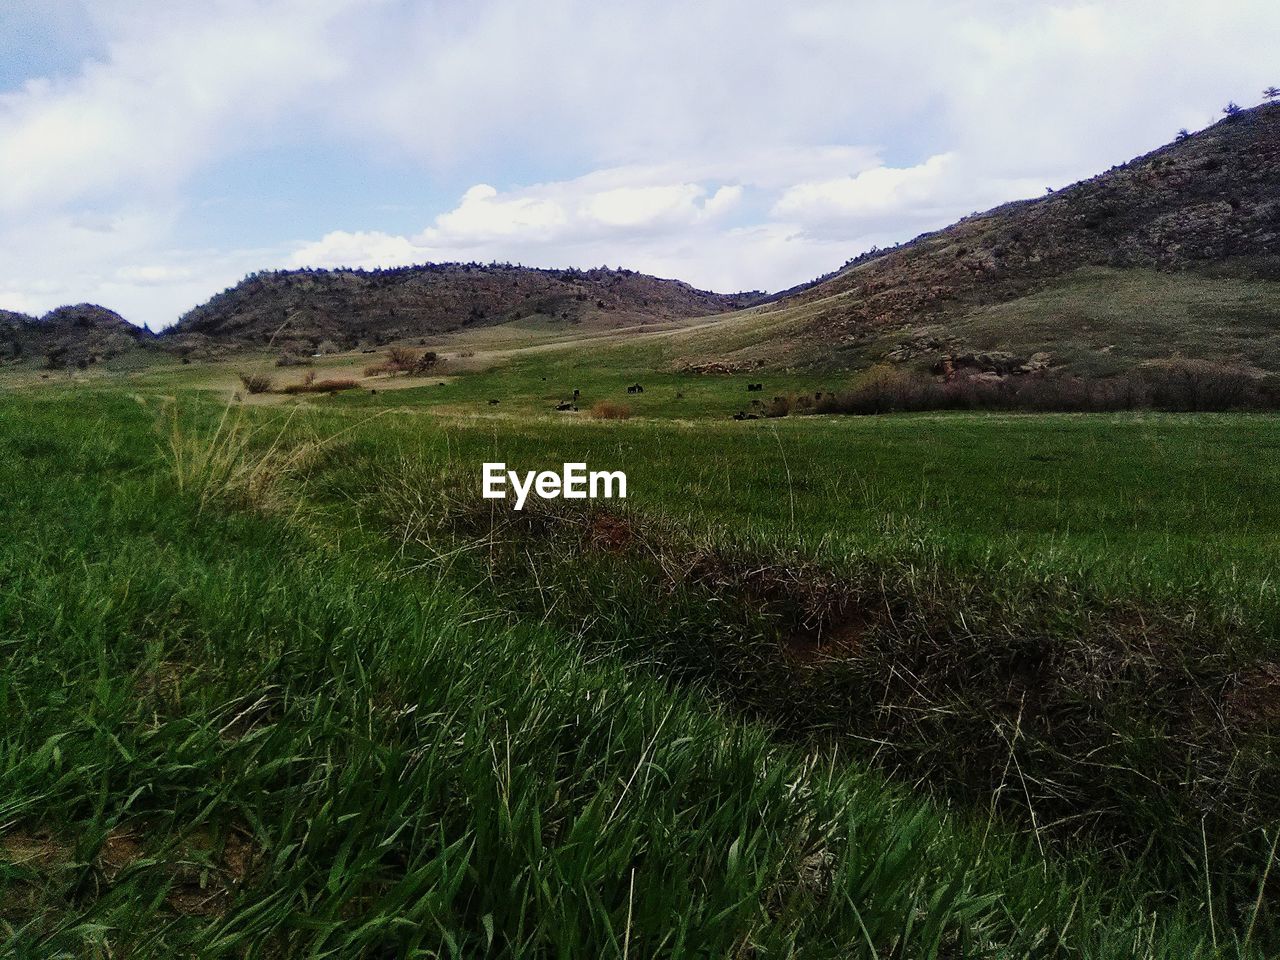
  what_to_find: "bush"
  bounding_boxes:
[275,352,312,368]
[281,374,359,395]
[369,347,440,377]
[238,373,274,394]
[813,361,1275,417]
[590,401,631,420]
[1139,359,1263,411]
[763,395,793,418]
[387,346,419,368]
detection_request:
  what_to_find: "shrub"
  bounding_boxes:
[275,352,312,367]
[763,395,793,418]
[817,367,935,415]
[1139,359,1263,411]
[590,401,631,420]
[813,361,1273,417]
[281,375,359,395]
[387,346,419,369]
[371,347,440,377]
[238,373,274,394]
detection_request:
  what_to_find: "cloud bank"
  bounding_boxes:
[2,0,1278,326]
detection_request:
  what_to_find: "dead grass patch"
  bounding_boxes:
[0,827,74,869]
[590,400,631,419]
[281,371,360,394]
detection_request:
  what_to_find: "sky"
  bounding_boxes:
[1,0,1278,329]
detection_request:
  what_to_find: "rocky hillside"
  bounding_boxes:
[733,102,1280,374]
[169,263,762,355]
[2,304,155,370]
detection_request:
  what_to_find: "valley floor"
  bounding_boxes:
[2,346,1279,956]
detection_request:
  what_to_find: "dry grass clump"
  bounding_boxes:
[160,404,325,513]
[281,371,360,394]
[590,401,631,420]
[238,373,274,395]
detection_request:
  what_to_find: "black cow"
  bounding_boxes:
[488,399,500,405]
[747,383,763,392]
[627,383,644,394]
[555,401,575,411]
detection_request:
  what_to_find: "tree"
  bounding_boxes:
[1176,128,1191,141]
[1265,86,1280,101]
[1223,101,1242,116]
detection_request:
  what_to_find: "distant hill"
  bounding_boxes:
[690,102,1280,377]
[166,263,763,356]
[2,304,155,370]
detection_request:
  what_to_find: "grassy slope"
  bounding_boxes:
[4,391,1255,956]
[664,267,1280,375]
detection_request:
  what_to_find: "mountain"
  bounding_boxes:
[2,304,155,370]
[167,263,763,355]
[692,102,1280,376]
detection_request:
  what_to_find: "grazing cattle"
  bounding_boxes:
[555,401,575,411]
[747,383,763,392]
[732,411,746,421]
[573,389,580,398]
[745,413,759,420]
[488,399,500,405]
[627,383,644,394]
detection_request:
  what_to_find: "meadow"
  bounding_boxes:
[2,340,1280,956]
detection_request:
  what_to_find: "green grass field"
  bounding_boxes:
[3,336,1280,956]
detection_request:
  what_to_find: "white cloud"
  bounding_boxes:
[0,0,370,215]
[2,0,1280,326]
[434,184,568,240]
[287,155,976,293]
[774,155,956,222]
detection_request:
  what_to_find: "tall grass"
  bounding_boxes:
[0,391,1271,957]
[160,402,325,513]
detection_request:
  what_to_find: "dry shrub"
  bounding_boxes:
[275,352,312,368]
[814,361,1277,416]
[238,373,273,395]
[386,346,417,368]
[281,376,359,395]
[763,395,793,418]
[1139,358,1265,411]
[368,347,439,377]
[591,401,631,420]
